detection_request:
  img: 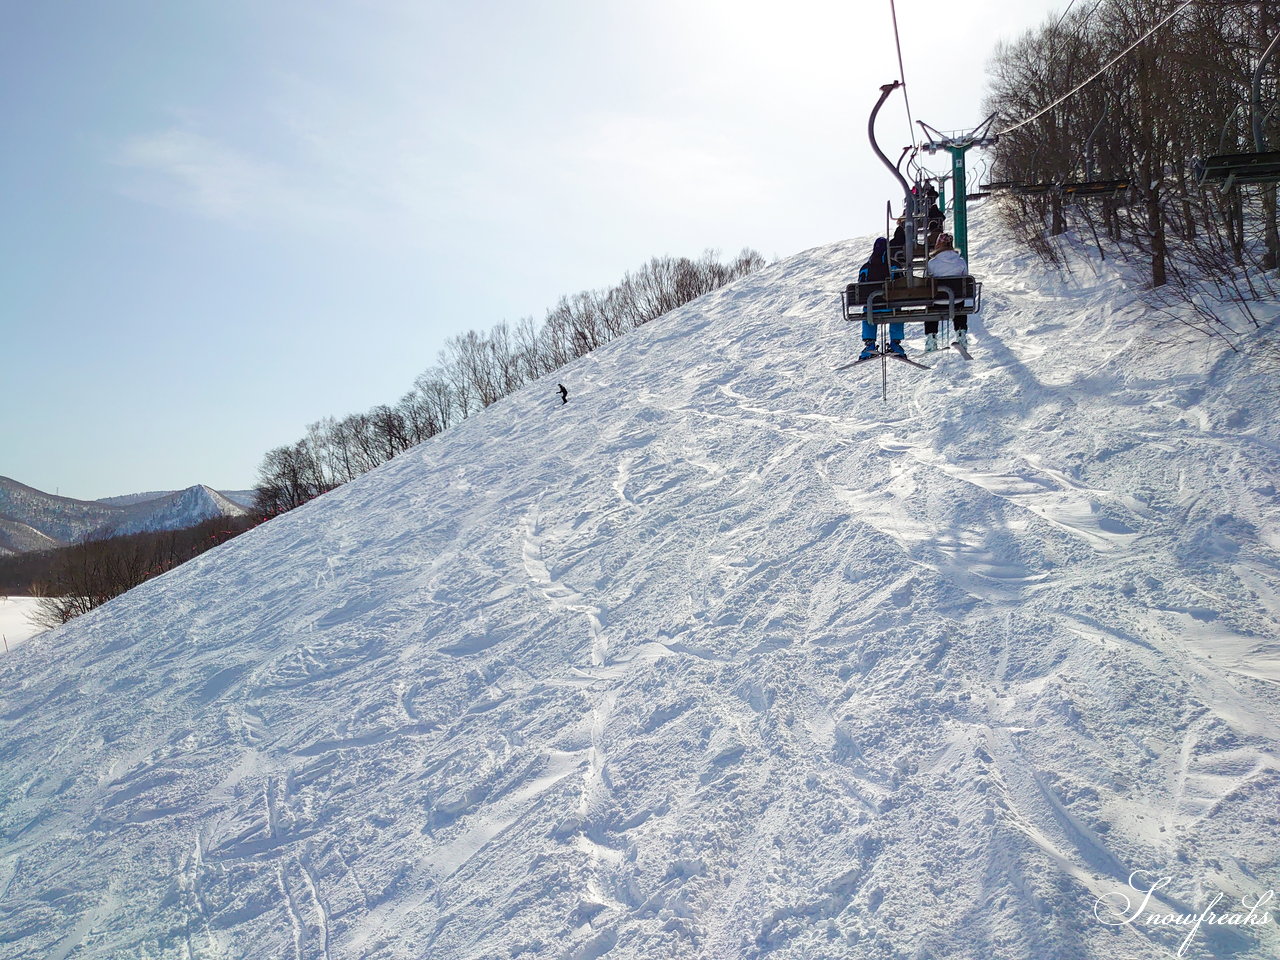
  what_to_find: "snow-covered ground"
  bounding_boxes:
[2,216,1278,959]
[0,597,44,653]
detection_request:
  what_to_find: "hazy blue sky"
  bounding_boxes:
[2,0,1069,500]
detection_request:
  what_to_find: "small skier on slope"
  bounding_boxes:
[557,383,569,405]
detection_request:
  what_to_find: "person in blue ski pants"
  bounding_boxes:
[858,237,903,360]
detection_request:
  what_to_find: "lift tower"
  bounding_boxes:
[918,116,999,262]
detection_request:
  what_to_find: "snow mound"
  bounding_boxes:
[2,219,1278,959]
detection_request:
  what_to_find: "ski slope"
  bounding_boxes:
[2,218,1279,959]
[0,598,43,653]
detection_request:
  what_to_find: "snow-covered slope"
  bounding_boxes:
[0,518,59,557]
[0,597,44,652]
[2,220,1279,960]
[0,479,247,551]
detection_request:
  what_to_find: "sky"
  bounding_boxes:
[1,0,1070,501]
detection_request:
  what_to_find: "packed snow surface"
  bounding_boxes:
[0,598,43,652]
[2,219,1279,959]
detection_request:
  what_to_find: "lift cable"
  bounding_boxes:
[888,0,918,148]
[1051,0,1082,34]
[996,0,1197,138]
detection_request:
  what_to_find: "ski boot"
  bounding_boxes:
[887,340,907,357]
[924,333,938,352]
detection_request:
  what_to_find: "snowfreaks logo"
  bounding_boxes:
[1092,871,1275,956]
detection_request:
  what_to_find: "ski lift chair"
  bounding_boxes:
[1195,151,1280,189]
[1061,178,1132,197]
[843,275,982,328]
[1010,182,1060,196]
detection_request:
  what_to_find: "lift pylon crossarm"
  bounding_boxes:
[917,115,1000,154]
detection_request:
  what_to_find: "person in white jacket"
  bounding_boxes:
[924,233,970,351]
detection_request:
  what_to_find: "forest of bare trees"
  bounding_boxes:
[0,517,259,627]
[252,248,766,515]
[983,0,1280,343]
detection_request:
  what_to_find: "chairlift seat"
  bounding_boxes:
[1011,182,1059,196]
[1196,151,1280,187]
[888,244,930,268]
[844,277,982,322]
[982,179,1131,197]
[1062,179,1131,196]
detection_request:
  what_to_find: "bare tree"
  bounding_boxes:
[983,0,1280,341]
[252,246,768,517]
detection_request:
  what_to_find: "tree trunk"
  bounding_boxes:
[1264,184,1280,269]
[1148,190,1167,286]
[1233,192,1246,265]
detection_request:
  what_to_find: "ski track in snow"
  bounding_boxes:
[2,219,1280,959]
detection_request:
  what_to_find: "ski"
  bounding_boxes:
[835,354,881,370]
[891,353,932,370]
[951,341,972,360]
[836,352,931,371]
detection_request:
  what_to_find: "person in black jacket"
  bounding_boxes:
[923,185,945,249]
[856,237,904,359]
[894,187,945,261]
[888,221,907,270]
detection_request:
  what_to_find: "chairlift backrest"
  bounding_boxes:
[1195,151,1280,187]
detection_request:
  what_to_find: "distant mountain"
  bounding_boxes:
[107,485,249,538]
[0,477,249,555]
[95,490,181,507]
[97,488,257,509]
